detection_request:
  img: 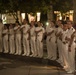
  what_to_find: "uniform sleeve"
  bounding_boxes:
[27,25,30,29]
[71,28,75,36]
[14,26,20,30]
[14,27,16,30]
[42,27,45,33]
[2,30,8,34]
[73,28,75,32]
[20,25,24,28]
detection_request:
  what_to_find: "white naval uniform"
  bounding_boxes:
[30,26,37,57]
[2,29,9,53]
[21,24,30,56]
[0,23,4,52]
[14,25,21,55]
[61,29,69,69]
[46,26,57,59]
[50,27,57,60]
[9,28,15,54]
[66,27,75,73]
[35,26,45,57]
[56,27,63,63]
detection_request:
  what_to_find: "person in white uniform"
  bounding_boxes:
[56,20,63,64]
[9,24,15,54]
[0,19,4,52]
[2,25,9,53]
[49,21,57,60]
[14,22,22,55]
[61,23,69,71]
[46,21,57,60]
[65,21,75,73]
[35,21,45,58]
[21,19,30,56]
[30,21,37,57]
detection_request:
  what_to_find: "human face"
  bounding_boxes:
[51,22,54,27]
[23,19,27,24]
[67,21,72,29]
[37,21,41,27]
[15,23,18,26]
[56,20,62,26]
[63,24,68,31]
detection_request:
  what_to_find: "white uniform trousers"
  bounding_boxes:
[30,36,37,56]
[3,35,8,53]
[62,43,70,69]
[15,34,21,55]
[23,36,30,56]
[9,35,15,54]
[68,43,75,72]
[36,35,43,57]
[50,37,57,60]
[46,37,53,59]
[57,39,64,63]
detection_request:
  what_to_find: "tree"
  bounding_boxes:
[53,0,73,13]
[8,0,20,22]
[0,0,73,23]
[0,0,9,13]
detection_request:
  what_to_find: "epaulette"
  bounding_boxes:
[72,28,75,31]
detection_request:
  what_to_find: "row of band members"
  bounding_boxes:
[2,20,45,58]
[1,19,76,73]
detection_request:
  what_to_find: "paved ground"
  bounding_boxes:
[0,53,76,75]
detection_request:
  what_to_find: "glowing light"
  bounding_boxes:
[2,14,7,24]
[54,11,59,14]
[28,14,35,23]
[46,22,49,26]
[59,16,62,20]
[37,12,41,21]
[69,10,74,14]
[21,13,25,21]
[59,13,62,20]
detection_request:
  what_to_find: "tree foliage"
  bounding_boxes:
[0,0,73,13]
[0,0,73,22]
[53,0,73,13]
[0,0,9,13]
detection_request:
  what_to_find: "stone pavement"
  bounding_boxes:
[0,53,76,75]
